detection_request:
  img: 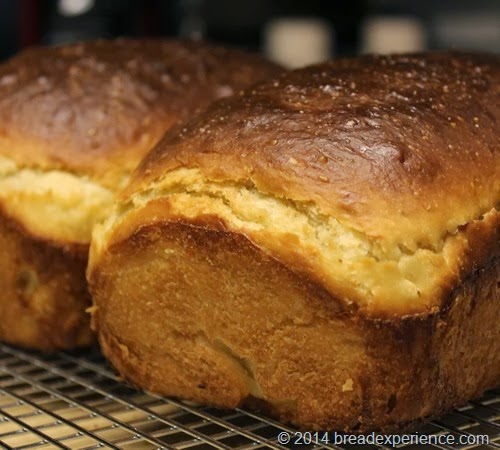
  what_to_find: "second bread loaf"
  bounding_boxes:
[0,39,281,350]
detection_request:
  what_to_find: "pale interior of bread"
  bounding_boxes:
[92,167,497,315]
[0,155,114,244]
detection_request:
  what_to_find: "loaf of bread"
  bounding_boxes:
[88,52,499,432]
[0,39,280,351]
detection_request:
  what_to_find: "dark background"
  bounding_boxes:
[0,0,499,64]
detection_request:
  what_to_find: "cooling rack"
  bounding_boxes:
[0,343,498,450]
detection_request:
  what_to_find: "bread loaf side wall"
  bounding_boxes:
[90,218,499,431]
[0,210,93,350]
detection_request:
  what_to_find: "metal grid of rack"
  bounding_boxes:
[0,343,498,450]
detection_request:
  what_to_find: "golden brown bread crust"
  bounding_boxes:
[0,38,281,189]
[88,52,499,430]
[0,39,280,350]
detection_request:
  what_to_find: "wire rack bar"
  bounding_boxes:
[0,361,175,449]
[1,343,499,450]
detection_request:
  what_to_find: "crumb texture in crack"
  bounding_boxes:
[92,167,498,316]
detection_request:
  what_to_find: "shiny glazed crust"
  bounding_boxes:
[0,38,281,188]
[0,39,280,350]
[88,52,500,430]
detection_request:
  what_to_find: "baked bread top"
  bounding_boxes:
[93,52,499,317]
[0,39,280,244]
[0,38,280,188]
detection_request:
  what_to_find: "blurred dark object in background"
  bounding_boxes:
[1,0,499,64]
[0,1,18,61]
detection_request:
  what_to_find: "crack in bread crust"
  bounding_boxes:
[91,168,498,316]
[0,155,114,244]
